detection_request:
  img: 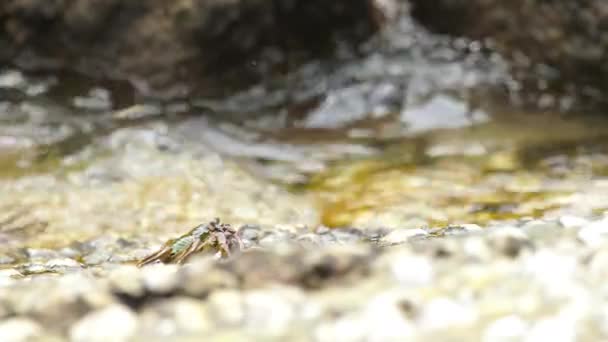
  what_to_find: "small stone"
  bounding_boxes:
[171,298,211,333]
[297,233,322,248]
[0,269,22,286]
[82,250,112,265]
[139,297,210,336]
[526,316,576,342]
[315,314,366,342]
[488,226,531,257]
[459,223,483,232]
[329,229,364,244]
[0,70,25,89]
[381,228,428,245]
[45,257,82,269]
[390,253,434,287]
[239,224,261,243]
[419,298,478,331]
[242,287,302,336]
[524,250,577,297]
[141,264,180,294]
[558,216,589,229]
[0,317,43,342]
[258,232,291,248]
[108,265,144,297]
[578,218,608,247]
[207,290,244,325]
[483,315,528,342]
[70,304,138,342]
[362,292,415,340]
[72,88,112,111]
[19,264,51,275]
[0,255,16,264]
[26,248,62,261]
[462,236,491,261]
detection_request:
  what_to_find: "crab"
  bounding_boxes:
[137,218,243,267]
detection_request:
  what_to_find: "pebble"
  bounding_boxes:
[380,228,428,245]
[45,257,82,269]
[558,215,589,229]
[389,253,434,287]
[139,297,210,336]
[0,269,22,286]
[0,255,16,265]
[578,218,608,247]
[70,304,138,342]
[361,292,415,340]
[488,226,531,257]
[483,315,529,342]
[207,290,244,325]
[0,318,43,342]
[525,316,576,342]
[141,264,180,293]
[419,298,478,331]
[242,287,301,337]
[108,265,144,297]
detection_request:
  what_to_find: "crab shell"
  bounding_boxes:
[137,219,244,267]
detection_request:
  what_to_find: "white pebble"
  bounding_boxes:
[141,264,180,293]
[243,288,300,336]
[390,254,434,287]
[362,293,415,341]
[0,318,42,342]
[381,228,428,245]
[578,218,608,247]
[558,215,589,229]
[483,315,528,342]
[70,304,138,342]
[525,316,576,342]
[419,298,478,330]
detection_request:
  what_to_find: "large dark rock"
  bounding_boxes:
[0,0,384,99]
[410,0,608,111]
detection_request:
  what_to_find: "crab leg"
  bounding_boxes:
[136,242,174,267]
[215,233,231,257]
[174,239,202,264]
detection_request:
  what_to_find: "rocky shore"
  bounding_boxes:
[2,215,608,341]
